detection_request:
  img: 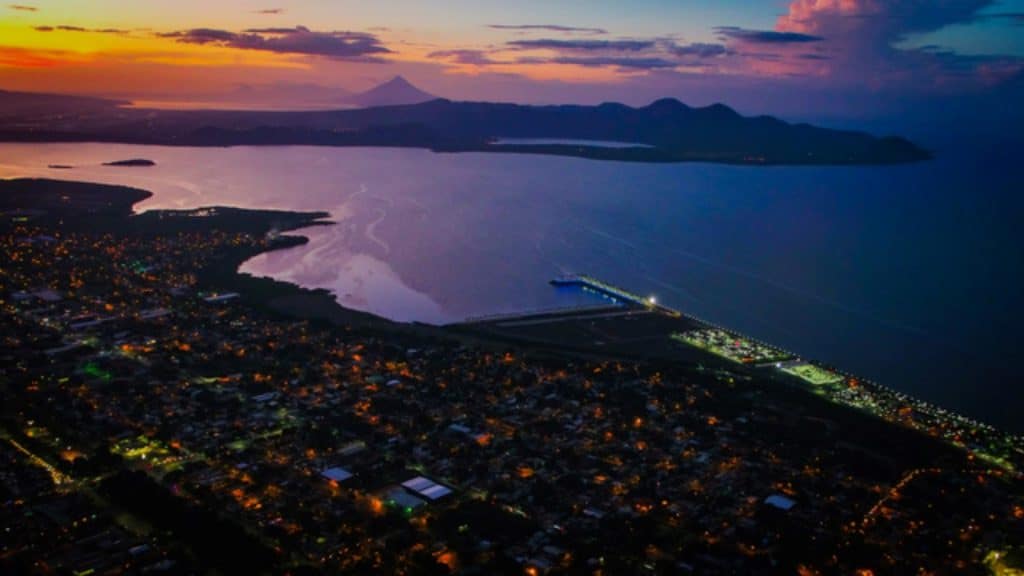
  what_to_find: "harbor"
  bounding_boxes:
[456,274,1024,475]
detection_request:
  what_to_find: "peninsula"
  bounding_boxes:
[0,89,929,165]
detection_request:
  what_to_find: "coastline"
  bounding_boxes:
[3,176,1020,469]
[216,193,1023,470]
[6,176,1017,573]
[0,133,932,167]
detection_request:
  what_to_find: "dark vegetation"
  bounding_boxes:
[100,470,279,573]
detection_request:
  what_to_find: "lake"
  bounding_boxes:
[1,142,1020,432]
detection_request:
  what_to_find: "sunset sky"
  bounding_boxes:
[2,1,1023,123]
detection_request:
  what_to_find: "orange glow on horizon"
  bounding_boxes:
[0,45,69,68]
[0,15,654,105]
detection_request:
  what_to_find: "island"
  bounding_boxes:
[47,164,73,169]
[102,158,156,167]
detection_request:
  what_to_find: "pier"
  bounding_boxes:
[550,274,681,317]
[456,274,1024,474]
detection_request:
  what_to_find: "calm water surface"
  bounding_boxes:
[492,138,654,148]
[1,142,1020,431]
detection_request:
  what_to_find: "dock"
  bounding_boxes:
[453,274,1024,475]
[550,274,681,317]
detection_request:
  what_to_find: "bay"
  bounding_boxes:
[1,142,1020,431]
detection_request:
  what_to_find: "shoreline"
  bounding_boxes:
[6,176,1018,573]
[229,206,1024,460]
[0,135,932,167]
[4,176,1020,453]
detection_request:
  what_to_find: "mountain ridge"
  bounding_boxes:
[0,90,930,165]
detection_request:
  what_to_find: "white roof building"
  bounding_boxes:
[402,476,452,500]
[322,467,353,482]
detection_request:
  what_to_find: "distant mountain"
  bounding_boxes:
[0,92,930,165]
[0,89,125,118]
[254,97,928,164]
[345,76,436,108]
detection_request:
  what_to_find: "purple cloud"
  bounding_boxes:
[429,49,496,66]
[159,28,236,43]
[547,56,680,69]
[671,42,731,58]
[159,26,391,61]
[488,24,607,35]
[435,38,735,74]
[715,26,823,44]
[34,24,128,34]
[777,0,992,39]
[507,38,657,52]
[244,27,303,34]
[767,0,1022,89]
